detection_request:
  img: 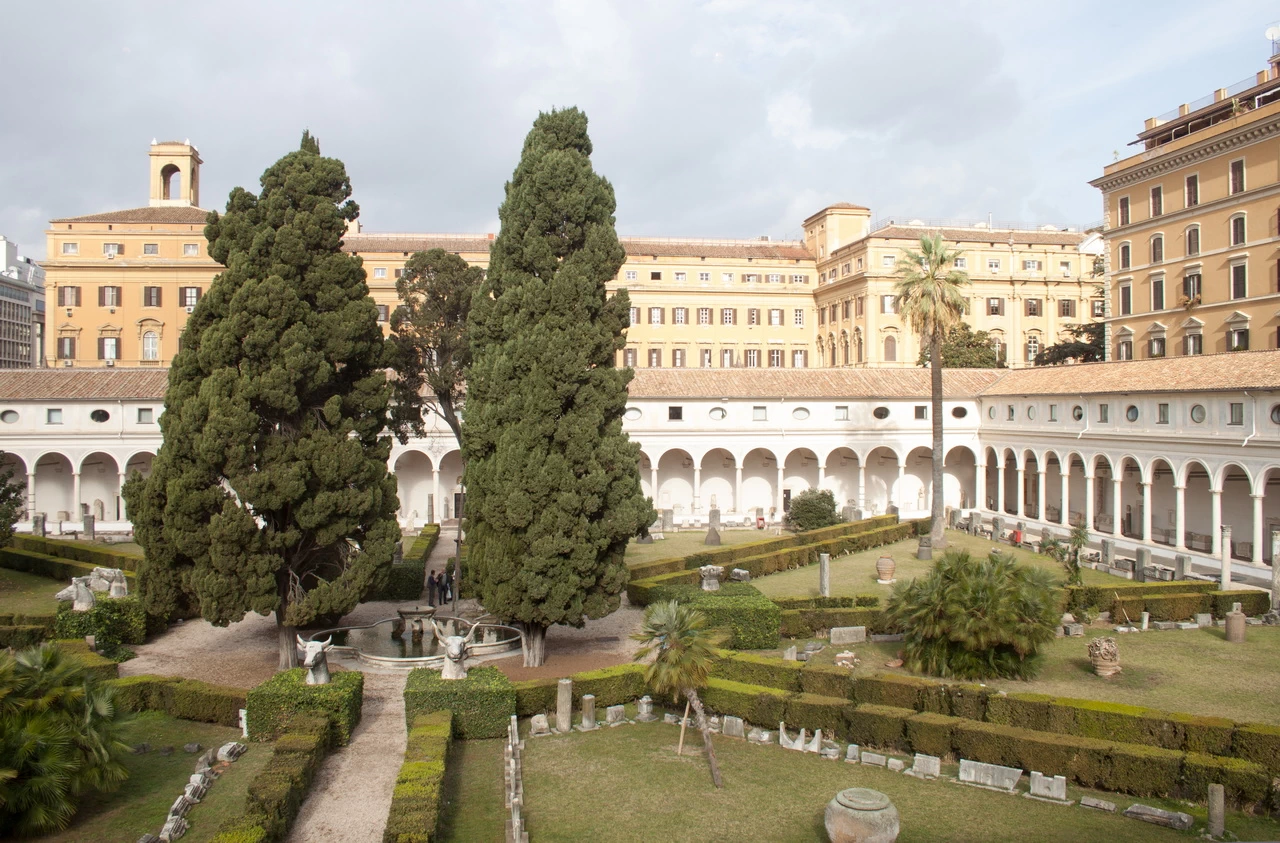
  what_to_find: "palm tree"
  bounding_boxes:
[894,234,970,550]
[632,600,723,788]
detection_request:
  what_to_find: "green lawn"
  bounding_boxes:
[751,529,1116,601]
[625,528,767,566]
[0,566,63,616]
[32,711,270,843]
[520,721,1279,842]
[438,738,505,842]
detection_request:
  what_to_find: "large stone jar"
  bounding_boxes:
[1088,636,1121,677]
[824,788,900,843]
[875,555,897,584]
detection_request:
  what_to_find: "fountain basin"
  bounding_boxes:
[311,615,522,669]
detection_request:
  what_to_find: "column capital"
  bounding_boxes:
[1173,484,1186,491]
[1139,480,1151,487]
[1252,492,1266,500]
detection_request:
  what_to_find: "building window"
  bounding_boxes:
[792,273,809,284]
[1185,174,1199,207]
[1118,243,1131,269]
[744,273,760,283]
[769,349,783,367]
[649,271,662,281]
[376,304,389,322]
[1007,404,1015,421]
[744,349,760,367]
[46,409,62,424]
[1098,403,1110,423]
[855,297,864,317]
[828,304,838,322]
[721,272,733,283]
[623,348,637,367]
[1059,260,1071,276]
[698,272,710,282]
[1229,402,1245,425]
[56,337,75,359]
[99,286,121,307]
[671,349,685,368]
[138,408,154,424]
[142,331,159,361]
[1149,336,1166,358]
[768,308,783,326]
[1022,259,1042,272]
[914,405,927,420]
[144,287,162,307]
[1230,215,1246,246]
[880,295,897,314]
[61,242,78,255]
[881,255,895,267]
[1150,185,1163,217]
[1048,404,1058,422]
[1025,299,1041,317]
[673,307,687,325]
[1059,299,1076,318]
[792,349,807,368]
[1157,403,1169,424]
[1150,236,1163,263]
[721,308,735,325]
[372,267,386,279]
[1119,284,1132,316]
[818,309,825,326]
[1183,273,1202,302]
[649,307,663,325]
[1185,333,1203,356]
[1116,340,1133,360]
[1026,336,1040,362]
[698,307,711,325]
[675,272,686,282]
[1186,226,1200,256]
[1125,405,1139,422]
[835,405,849,421]
[954,257,967,269]
[1230,159,1245,195]
[1151,276,1164,311]
[668,406,683,421]
[181,287,201,307]
[57,286,81,307]
[144,243,159,256]
[841,300,850,319]
[768,273,782,283]
[987,297,1004,316]
[1092,299,1105,317]
[987,258,1000,272]
[748,308,760,326]
[721,349,734,367]
[883,335,897,362]
[97,336,118,360]
[394,269,403,279]
[700,348,711,367]
[793,309,804,326]
[752,405,767,421]
[102,242,124,256]
[628,306,639,325]
[183,243,199,256]
[1230,327,1250,351]
[1231,264,1247,299]
[1072,405,1084,421]
[648,348,661,367]
[1190,403,1206,423]
[625,270,637,281]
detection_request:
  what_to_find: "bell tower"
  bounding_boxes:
[148,139,202,207]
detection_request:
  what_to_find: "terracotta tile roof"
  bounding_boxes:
[979,349,1280,396]
[0,369,169,401]
[629,368,1004,399]
[343,234,496,255]
[869,226,1086,247]
[50,206,211,225]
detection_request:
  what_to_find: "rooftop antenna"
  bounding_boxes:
[1266,23,1280,54]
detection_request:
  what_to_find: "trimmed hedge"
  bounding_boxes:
[404,666,514,739]
[847,703,912,751]
[52,596,147,657]
[1061,580,1217,615]
[375,563,427,601]
[246,668,364,745]
[403,527,440,562]
[108,674,246,726]
[906,711,962,758]
[0,546,137,585]
[646,585,781,650]
[0,611,56,629]
[772,595,880,610]
[383,711,452,843]
[709,649,804,692]
[571,664,648,707]
[53,638,118,680]
[211,713,332,843]
[798,663,854,700]
[1210,589,1270,618]
[785,692,850,740]
[12,535,141,571]
[701,677,791,726]
[513,677,558,717]
[0,624,47,648]
[779,607,897,638]
[1182,753,1272,808]
[1233,723,1280,775]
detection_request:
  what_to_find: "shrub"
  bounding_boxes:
[1061,580,1217,615]
[1209,590,1270,618]
[0,546,138,585]
[52,596,147,658]
[403,527,440,562]
[906,711,961,757]
[1112,592,1208,623]
[0,624,46,648]
[1233,723,1280,775]
[778,608,894,638]
[383,711,452,843]
[771,595,880,609]
[52,638,119,680]
[1181,753,1271,808]
[246,669,364,745]
[404,666,514,739]
[887,550,1058,680]
[700,677,791,725]
[373,563,426,601]
[709,649,803,692]
[853,674,937,711]
[785,693,851,739]
[108,674,246,726]
[513,677,559,716]
[799,663,854,700]
[571,664,648,707]
[650,586,781,650]
[11,535,141,571]
[847,704,912,751]
[784,489,840,532]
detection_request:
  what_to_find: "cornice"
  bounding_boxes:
[1091,114,1280,192]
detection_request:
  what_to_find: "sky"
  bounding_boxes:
[2,0,1278,261]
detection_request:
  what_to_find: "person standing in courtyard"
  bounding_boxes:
[427,570,438,607]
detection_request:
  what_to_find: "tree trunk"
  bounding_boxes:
[277,616,299,671]
[930,330,947,548]
[522,623,547,667]
[685,688,723,789]
[677,699,691,756]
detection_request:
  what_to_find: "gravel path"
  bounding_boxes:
[285,670,408,843]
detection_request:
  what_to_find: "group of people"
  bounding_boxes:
[427,568,454,607]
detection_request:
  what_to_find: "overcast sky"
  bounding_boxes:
[2,1,1277,260]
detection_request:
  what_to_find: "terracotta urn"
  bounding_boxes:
[824,787,900,843]
[875,554,896,584]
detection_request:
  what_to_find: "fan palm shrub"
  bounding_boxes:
[0,643,131,836]
[632,600,723,788]
[886,549,1058,680]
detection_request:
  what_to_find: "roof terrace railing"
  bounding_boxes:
[868,216,1089,235]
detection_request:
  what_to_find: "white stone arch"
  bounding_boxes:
[822,446,859,508]
[782,446,820,513]
[943,444,977,510]
[1215,460,1253,492]
[656,447,696,515]
[698,447,737,513]
[638,450,655,501]
[741,446,780,517]
[33,452,75,522]
[864,445,901,514]
[77,452,122,521]
[901,445,933,514]
[1252,464,1280,497]
[437,449,465,520]
[393,449,434,525]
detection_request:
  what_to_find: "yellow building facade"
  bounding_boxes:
[1092,54,1280,359]
[43,143,1102,370]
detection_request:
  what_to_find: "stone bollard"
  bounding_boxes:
[555,678,572,734]
[578,694,598,731]
[1100,539,1114,566]
[709,508,721,531]
[83,514,95,540]
[32,513,46,537]
[992,516,1004,538]
[1221,525,1233,589]
[1174,554,1189,581]
[916,536,932,561]
[819,553,831,598]
[1134,548,1150,583]
[1225,603,1246,643]
[1208,783,1225,838]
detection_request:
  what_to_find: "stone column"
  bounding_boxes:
[432,469,441,524]
[1221,525,1233,589]
[817,464,826,489]
[1015,467,1025,518]
[580,694,597,731]
[1174,485,1186,550]
[1084,473,1095,530]
[1037,469,1046,522]
[1140,481,1152,543]
[776,465,785,520]
[71,471,81,520]
[555,678,572,734]
[692,466,701,514]
[895,463,905,511]
[1059,469,1069,525]
[118,472,128,521]
[857,463,866,510]
[996,460,1006,514]
[975,461,986,511]
[651,466,659,510]
[734,465,743,514]
[1211,489,1222,557]
[1111,476,1122,536]
[1208,783,1225,838]
[1252,493,1265,565]
[1271,528,1280,609]
[25,471,35,519]
[819,553,830,598]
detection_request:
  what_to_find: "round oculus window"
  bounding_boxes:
[90,409,110,423]
[1125,405,1139,422]
[1190,404,1206,423]
[987,406,996,419]
[1072,405,1084,421]
[872,407,889,420]
[0,410,16,424]
[1271,404,1280,425]
[951,407,968,419]
[708,407,727,420]
[792,407,810,421]
[1027,406,1036,421]
[623,407,642,421]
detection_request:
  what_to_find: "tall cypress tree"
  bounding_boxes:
[123,133,400,670]
[464,108,651,667]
